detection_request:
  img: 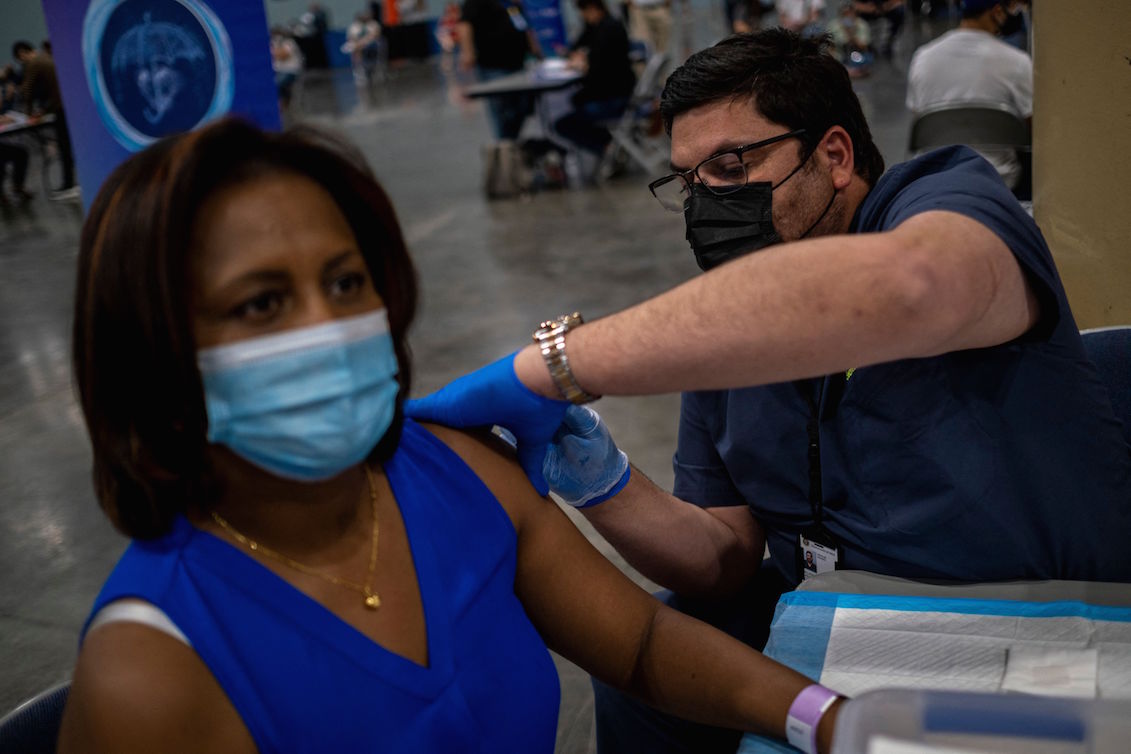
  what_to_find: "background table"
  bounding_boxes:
[0,113,57,138]
[463,68,581,100]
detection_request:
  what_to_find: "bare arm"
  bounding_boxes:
[515,210,1039,397]
[429,425,842,752]
[581,468,764,597]
[457,21,475,71]
[58,623,256,754]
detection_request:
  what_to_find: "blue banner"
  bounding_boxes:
[41,0,281,210]
[523,0,568,55]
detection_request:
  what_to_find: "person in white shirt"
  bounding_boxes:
[906,0,1032,190]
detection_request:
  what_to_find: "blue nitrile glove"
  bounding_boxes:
[543,405,631,508]
[406,352,569,495]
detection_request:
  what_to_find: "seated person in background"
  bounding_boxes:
[906,0,1031,192]
[13,40,76,199]
[0,70,32,206]
[827,1,872,77]
[553,0,636,180]
[57,119,846,754]
[270,28,304,112]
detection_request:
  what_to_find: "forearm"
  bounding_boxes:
[502,442,841,752]
[628,607,842,753]
[515,213,1035,397]
[457,23,475,65]
[582,470,761,596]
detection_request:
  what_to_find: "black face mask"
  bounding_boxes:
[683,154,836,272]
[684,182,781,271]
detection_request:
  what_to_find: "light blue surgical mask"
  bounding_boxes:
[197,310,400,481]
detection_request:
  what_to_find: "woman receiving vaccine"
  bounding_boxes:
[58,119,842,754]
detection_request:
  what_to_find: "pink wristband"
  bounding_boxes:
[785,684,839,754]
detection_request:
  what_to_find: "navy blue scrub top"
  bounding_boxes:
[674,146,1131,587]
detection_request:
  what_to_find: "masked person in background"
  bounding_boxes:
[410,29,1131,754]
[58,118,853,754]
[552,0,637,183]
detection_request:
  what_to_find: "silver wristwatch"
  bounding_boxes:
[531,312,599,404]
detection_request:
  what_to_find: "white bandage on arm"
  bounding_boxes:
[86,598,191,647]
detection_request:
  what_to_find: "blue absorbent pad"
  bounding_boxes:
[738,591,1131,753]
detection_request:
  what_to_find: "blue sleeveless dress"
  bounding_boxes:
[83,419,561,753]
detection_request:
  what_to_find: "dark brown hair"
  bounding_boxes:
[73,118,418,539]
[660,29,886,186]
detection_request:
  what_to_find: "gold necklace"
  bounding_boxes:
[211,465,381,610]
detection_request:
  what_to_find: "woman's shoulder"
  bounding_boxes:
[59,622,256,753]
[412,422,545,525]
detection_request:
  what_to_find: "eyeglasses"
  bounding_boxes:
[648,129,807,212]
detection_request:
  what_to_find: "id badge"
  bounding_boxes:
[799,533,839,582]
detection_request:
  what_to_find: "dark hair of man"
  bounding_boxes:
[659,29,886,186]
[576,0,608,13]
[12,41,34,58]
[73,118,419,540]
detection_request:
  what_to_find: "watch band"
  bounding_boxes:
[785,684,839,754]
[532,312,599,405]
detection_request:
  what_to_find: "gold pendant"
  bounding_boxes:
[364,593,381,610]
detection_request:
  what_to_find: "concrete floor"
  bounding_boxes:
[0,6,945,751]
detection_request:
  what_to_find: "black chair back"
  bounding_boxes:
[909,103,1031,153]
[0,682,70,754]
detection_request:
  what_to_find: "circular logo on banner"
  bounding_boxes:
[83,0,234,151]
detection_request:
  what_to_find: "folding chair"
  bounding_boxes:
[908,102,1030,154]
[0,681,70,754]
[908,102,1031,198]
[598,52,670,179]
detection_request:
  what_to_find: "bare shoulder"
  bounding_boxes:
[415,422,546,526]
[58,622,255,754]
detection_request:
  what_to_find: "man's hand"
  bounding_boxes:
[544,405,630,508]
[406,352,570,495]
[567,49,588,73]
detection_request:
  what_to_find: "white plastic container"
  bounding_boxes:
[832,688,1131,754]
